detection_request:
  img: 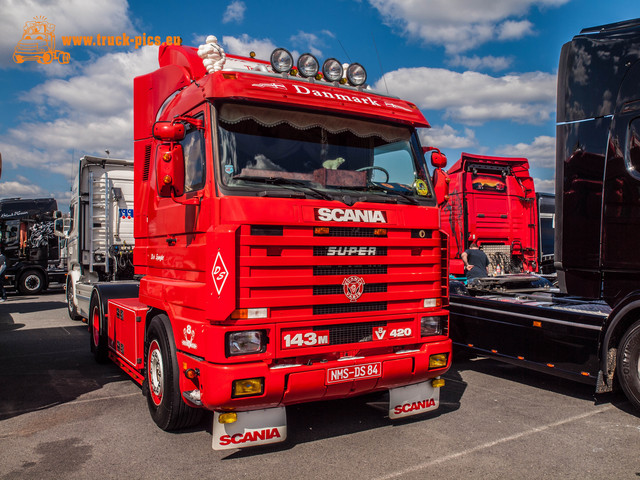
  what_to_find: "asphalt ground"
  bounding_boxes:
[0,290,638,480]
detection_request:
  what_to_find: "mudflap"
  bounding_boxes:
[388,379,440,419]
[212,407,287,450]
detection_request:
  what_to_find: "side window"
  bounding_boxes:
[181,117,206,193]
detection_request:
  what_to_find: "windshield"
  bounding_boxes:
[215,103,434,203]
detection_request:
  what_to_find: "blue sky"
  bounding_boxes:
[0,0,637,210]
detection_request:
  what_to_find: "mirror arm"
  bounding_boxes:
[169,188,202,206]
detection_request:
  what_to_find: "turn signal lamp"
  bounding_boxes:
[232,378,264,398]
[432,378,445,388]
[270,48,293,74]
[297,53,319,78]
[230,308,268,320]
[429,353,448,369]
[346,63,367,86]
[218,412,238,424]
[322,58,343,82]
[184,368,198,380]
[423,298,442,309]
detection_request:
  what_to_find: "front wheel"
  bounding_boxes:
[66,277,82,321]
[617,319,640,410]
[18,270,45,295]
[145,316,203,431]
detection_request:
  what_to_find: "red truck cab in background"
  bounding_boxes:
[86,38,451,449]
[437,153,538,276]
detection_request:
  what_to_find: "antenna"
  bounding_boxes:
[371,34,389,95]
[337,38,352,64]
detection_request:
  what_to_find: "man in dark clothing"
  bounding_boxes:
[0,250,6,302]
[461,243,489,280]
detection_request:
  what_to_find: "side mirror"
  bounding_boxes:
[157,143,185,197]
[153,121,186,142]
[424,147,450,206]
[431,151,447,169]
[54,218,66,237]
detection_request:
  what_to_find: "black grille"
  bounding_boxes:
[313,301,387,315]
[142,144,152,181]
[316,227,383,237]
[314,265,388,276]
[313,283,387,295]
[313,246,387,256]
[314,321,387,344]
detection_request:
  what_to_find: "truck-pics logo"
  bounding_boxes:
[13,16,70,65]
[343,275,365,302]
[315,207,387,223]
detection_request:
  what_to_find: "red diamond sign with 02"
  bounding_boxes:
[212,252,229,295]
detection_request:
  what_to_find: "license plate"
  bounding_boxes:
[326,362,382,384]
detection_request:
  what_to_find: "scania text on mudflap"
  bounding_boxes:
[71,35,452,449]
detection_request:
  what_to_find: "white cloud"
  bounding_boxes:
[290,31,324,58]
[0,45,158,178]
[374,67,556,125]
[495,135,556,168]
[222,1,246,24]
[1,0,135,67]
[368,0,569,54]
[0,180,46,196]
[419,124,477,150]
[533,177,555,193]
[448,54,513,71]
[497,20,534,40]
[222,34,279,61]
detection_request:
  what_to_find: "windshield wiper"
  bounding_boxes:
[232,175,335,201]
[350,184,420,205]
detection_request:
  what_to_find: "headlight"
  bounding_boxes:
[270,48,293,74]
[227,330,266,356]
[421,316,442,336]
[346,63,367,86]
[297,53,319,78]
[322,58,343,82]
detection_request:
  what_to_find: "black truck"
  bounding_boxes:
[448,18,640,410]
[0,197,67,294]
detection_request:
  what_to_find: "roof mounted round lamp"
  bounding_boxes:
[270,48,293,74]
[322,58,343,82]
[346,63,367,86]
[297,53,319,78]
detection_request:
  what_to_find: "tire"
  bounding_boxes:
[18,270,45,295]
[617,319,640,411]
[145,316,203,431]
[66,277,82,321]
[89,293,108,363]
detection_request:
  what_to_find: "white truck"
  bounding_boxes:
[59,155,135,320]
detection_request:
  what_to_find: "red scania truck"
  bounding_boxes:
[438,153,539,276]
[84,38,451,449]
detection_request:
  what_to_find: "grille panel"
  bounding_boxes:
[313,301,387,315]
[313,283,387,296]
[314,320,387,345]
[314,265,388,276]
[316,227,382,237]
